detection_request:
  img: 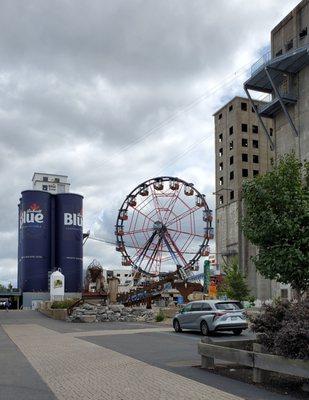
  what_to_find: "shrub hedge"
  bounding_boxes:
[250,300,309,360]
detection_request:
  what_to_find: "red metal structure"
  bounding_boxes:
[115,177,213,279]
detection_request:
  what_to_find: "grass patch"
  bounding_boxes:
[155,310,165,322]
[50,298,79,309]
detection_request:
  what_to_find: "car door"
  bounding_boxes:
[178,303,193,328]
[200,302,216,330]
[185,302,203,329]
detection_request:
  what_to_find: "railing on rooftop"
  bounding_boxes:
[251,50,271,76]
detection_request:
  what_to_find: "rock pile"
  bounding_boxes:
[67,303,155,323]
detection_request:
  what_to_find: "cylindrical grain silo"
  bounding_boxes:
[17,200,22,290]
[20,190,52,292]
[55,193,83,293]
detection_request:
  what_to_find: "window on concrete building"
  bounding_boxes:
[241,123,248,132]
[43,176,48,182]
[253,155,259,163]
[270,157,274,165]
[218,113,222,120]
[252,125,258,133]
[54,177,60,183]
[230,171,234,180]
[275,49,283,57]
[299,27,307,39]
[241,102,247,111]
[219,148,223,157]
[242,138,248,147]
[230,156,234,165]
[253,140,259,149]
[242,153,248,162]
[229,126,233,135]
[253,170,259,177]
[219,177,223,186]
[219,195,224,205]
[229,104,233,111]
[242,169,248,177]
[230,190,234,200]
[229,141,233,150]
[219,162,223,171]
[42,185,48,190]
[285,39,293,52]
[270,128,273,137]
[219,133,223,142]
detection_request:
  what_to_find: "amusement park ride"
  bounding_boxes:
[114,176,215,305]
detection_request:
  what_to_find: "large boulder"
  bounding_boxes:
[98,313,108,321]
[80,315,96,323]
[109,304,125,312]
[83,303,95,310]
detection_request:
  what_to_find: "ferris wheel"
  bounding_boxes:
[115,177,214,277]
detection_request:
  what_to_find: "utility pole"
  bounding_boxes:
[203,260,210,295]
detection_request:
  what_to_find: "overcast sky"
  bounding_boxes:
[0,0,299,286]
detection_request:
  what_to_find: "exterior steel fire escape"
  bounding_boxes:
[244,45,309,150]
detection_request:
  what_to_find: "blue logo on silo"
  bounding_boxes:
[20,203,44,227]
[63,209,83,227]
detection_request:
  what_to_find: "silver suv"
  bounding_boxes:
[173,300,248,336]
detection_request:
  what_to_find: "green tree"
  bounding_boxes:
[242,153,309,299]
[219,257,250,301]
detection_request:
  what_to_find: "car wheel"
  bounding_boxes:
[233,329,242,336]
[200,321,209,336]
[173,319,182,333]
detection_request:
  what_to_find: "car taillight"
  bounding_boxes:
[213,312,225,321]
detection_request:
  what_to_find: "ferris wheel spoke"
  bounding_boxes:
[125,227,154,236]
[166,205,200,227]
[134,231,158,269]
[143,236,162,274]
[180,234,196,253]
[167,227,204,238]
[132,206,157,225]
[162,231,188,267]
[163,183,184,223]
[149,185,164,223]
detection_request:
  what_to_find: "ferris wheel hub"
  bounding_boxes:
[153,220,166,233]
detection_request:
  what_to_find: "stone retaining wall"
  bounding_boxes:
[68,303,156,323]
[39,308,68,321]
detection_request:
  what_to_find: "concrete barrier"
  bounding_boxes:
[198,338,309,382]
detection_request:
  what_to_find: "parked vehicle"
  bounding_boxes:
[0,298,9,309]
[173,300,248,336]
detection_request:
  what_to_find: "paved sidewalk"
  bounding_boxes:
[64,326,172,338]
[0,325,55,400]
[3,324,243,400]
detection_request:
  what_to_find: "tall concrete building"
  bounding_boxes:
[214,96,275,300]
[244,0,309,163]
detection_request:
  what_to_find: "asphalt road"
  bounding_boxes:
[0,311,299,400]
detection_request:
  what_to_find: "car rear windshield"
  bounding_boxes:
[215,302,241,310]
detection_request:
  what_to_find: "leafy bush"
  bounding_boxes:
[155,310,165,322]
[250,300,309,359]
[50,298,79,309]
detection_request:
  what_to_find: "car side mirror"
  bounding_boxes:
[180,308,185,314]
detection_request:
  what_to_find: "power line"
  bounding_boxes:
[95,58,256,169]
